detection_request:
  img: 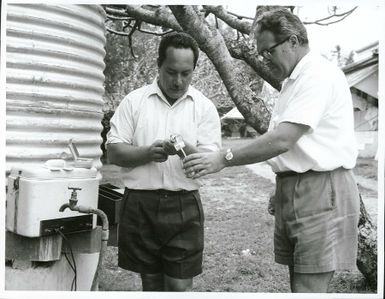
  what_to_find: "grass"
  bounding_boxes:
[98,138,377,293]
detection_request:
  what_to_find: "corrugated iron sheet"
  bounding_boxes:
[345,64,378,88]
[6,4,106,173]
[346,64,378,99]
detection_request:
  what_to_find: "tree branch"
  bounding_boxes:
[104,4,282,92]
[105,14,133,21]
[105,5,182,31]
[124,5,183,31]
[203,5,252,35]
[225,38,282,91]
[169,5,271,133]
[227,10,254,21]
[303,7,357,25]
[106,25,173,37]
[104,6,130,17]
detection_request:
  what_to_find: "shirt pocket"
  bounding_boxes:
[133,112,159,145]
[180,125,198,147]
[170,106,198,146]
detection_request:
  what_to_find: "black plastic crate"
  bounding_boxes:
[98,184,123,226]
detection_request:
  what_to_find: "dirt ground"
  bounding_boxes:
[98,138,378,293]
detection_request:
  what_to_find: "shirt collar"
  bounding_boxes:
[149,78,195,104]
[288,51,313,80]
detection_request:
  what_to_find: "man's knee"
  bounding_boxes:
[291,270,334,293]
[164,274,193,291]
[141,273,164,291]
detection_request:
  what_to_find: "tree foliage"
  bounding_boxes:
[103,23,257,115]
[103,5,358,133]
[103,25,158,111]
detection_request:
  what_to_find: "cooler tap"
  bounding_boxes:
[58,186,109,291]
[59,187,82,212]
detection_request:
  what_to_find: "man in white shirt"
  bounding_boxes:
[107,32,221,291]
[183,9,360,293]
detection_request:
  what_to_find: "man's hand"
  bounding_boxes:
[268,193,275,216]
[162,139,179,156]
[182,151,225,179]
[148,140,168,163]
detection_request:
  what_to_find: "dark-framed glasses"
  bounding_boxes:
[257,36,291,61]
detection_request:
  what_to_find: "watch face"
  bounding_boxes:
[225,150,233,161]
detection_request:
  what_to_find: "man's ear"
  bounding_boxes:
[289,35,299,47]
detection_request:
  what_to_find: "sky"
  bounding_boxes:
[1,0,382,55]
[226,3,381,57]
[300,5,381,55]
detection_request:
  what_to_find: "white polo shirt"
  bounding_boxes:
[267,51,358,173]
[106,80,221,190]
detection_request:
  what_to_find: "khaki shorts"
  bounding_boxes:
[274,168,360,273]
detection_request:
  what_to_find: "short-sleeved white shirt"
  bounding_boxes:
[106,80,221,190]
[267,52,358,173]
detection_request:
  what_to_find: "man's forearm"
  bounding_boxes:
[107,143,151,167]
[183,142,200,156]
[226,122,309,167]
[228,132,288,166]
[183,141,216,156]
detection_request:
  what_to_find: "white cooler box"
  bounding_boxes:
[6,162,100,237]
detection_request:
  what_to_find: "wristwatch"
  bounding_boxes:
[224,148,233,162]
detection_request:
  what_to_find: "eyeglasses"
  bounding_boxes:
[257,36,291,61]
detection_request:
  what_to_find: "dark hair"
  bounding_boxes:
[255,8,308,45]
[157,32,199,68]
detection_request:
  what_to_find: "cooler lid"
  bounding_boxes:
[9,159,98,180]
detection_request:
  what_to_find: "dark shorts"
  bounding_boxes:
[118,188,204,279]
[274,168,360,273]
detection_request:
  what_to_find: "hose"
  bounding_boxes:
[60,204,109,291]
[88,208,109,291]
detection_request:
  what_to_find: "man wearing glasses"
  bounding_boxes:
[183,8,360,293]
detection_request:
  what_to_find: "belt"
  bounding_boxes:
[127,188,196,196]
[275,168,338,178]
[276,171,303,178]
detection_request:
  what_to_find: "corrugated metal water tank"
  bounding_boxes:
[6,4,106,174]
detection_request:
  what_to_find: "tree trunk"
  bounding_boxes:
[169,5,271,134]
[357,194,377,289]
[225,38,282,91]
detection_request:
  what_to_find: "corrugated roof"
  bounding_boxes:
[345,64,378,87]
[342,41,378,95]
[342,41,378,74]
[355,41,379,54]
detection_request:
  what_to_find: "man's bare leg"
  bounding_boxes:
[141,273,164,291]
[289,266,334,293]
[164,274,193,291]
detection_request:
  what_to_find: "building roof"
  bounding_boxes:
[342,41,378,98]
[345,64,378,88]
